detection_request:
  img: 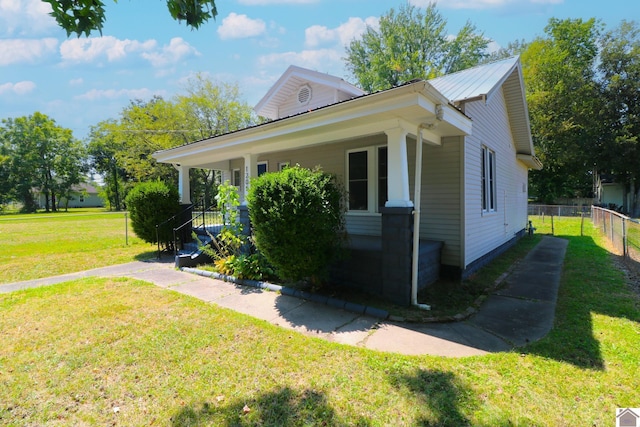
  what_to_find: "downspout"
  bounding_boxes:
[411,109,442,310]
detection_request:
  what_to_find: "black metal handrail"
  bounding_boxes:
[155,202,196,259]
[172,197,223,258]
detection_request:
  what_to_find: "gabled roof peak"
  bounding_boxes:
[254,65,365,120]
[429,56,520,103]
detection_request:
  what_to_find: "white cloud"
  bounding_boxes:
[305,16,379,48]
[141,37,200,68]
[0,38,58,66]
[69,78,84,86]
[238,0,318,4]
[0,0,56,36]
[217,13,267,40]
[60,36,156,63]
[0,81,36,95]
[409,0,562,9]
[75,88,165,101]
[258,49,342,70]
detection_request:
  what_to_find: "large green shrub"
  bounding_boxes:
[247,165,346,284]
[125,180,180,248]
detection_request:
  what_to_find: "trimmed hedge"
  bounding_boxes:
[125,180,180,248]
[247,165,346,284]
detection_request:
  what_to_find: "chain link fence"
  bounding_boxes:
[592,206,640,263]
[528,204,591,217]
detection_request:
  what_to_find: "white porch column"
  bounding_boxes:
[384,126,413,208]
[242,154,258,204]
[177,164,191,205]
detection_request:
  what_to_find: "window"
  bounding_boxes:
[347,146,387,212]
[348,151,368,211]
[377,147,388,210]
[257,161,268,176]
[232,169,241,187]
[278,161,290,171]
[482,146,496,212]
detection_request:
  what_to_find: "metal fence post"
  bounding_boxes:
[622,218,628,258]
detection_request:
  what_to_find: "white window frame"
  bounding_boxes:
[257,161,268,176]
[482,145,497,213]
[346,145,387,214]
[278,161,290,171]
[231,169,241,187]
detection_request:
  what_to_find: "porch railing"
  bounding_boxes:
[172,198,224,258]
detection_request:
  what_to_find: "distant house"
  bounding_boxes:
[153,56,541,306]
[36,183,103,209]
[595,173,628,212]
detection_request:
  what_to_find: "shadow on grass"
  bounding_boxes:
[524,233,639,370]
[389,369,477,426]
[136,250,164,261]
[170,387,367,426]
[389,369,546,426]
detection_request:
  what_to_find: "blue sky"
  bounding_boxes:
[1,0,637,140]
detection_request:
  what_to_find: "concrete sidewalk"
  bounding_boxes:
[0,236,568,357]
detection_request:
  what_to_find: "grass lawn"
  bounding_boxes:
[0,208,157,284]
[0,216,638,425]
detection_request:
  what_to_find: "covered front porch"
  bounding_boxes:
[154,80,472,306]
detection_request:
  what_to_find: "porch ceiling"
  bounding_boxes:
[153,81,473,169]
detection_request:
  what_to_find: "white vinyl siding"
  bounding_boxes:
[463,88,528,268]
[256,134,387,236]
[278,82,341,118]
[418,136,463,267]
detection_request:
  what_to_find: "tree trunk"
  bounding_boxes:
[44,189,50,212]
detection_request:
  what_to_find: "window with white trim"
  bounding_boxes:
[257,161,268,176]
[347,146,387,212]
[481,146,496,212]
[232,169,241,187]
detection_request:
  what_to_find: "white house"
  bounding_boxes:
[153,57,541,306]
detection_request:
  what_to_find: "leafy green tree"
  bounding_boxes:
[1,112,86,212]
[521,18,603,203]
[125,181,180,249]
[247,166,346,285]
[87,77,256,208]
[598,20,640,215]
[87,120,127,210]
[345,3,489,92]
[176,74,256,207]
[43,0,217,37]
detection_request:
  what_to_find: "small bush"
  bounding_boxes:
[247,165,346,284]
[125,181,180,249]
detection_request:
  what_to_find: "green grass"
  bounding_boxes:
[0,217,638,425]
[0,208,157,284]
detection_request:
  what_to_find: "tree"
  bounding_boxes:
[520,18,603,203]
[87,120,126,210]
[247,166,346,285]
[43,0,217,37]
[598,21,640,215]
[345,3,489,92]
[87,77,257,207]
[1,113,86,212]
[176,74,256,207]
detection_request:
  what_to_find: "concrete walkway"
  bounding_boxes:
[0,236,568,357]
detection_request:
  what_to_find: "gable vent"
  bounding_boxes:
[297,84,312,105]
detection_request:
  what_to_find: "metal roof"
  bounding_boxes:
[429,56,519,104]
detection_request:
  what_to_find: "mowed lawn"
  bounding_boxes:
[0,215,639,425]
[0,209,156,284]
